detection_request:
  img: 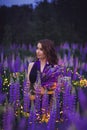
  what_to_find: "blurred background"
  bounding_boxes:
[0,0,87,45]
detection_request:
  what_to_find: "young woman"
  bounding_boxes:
[27,39,58,95]
[26,39,60,122]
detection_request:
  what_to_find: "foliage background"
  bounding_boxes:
[0,0,87,45]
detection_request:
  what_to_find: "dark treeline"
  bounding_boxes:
[0,0,87,45]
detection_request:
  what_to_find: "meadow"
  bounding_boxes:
[0,42,87,130]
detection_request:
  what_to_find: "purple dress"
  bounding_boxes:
[29,60,64,92]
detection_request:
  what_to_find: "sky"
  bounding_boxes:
[0,0,43,7]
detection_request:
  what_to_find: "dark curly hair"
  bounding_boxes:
[37,39,58,65]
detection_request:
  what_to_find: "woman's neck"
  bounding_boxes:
[39,58,47,72]
[39,58,47,64]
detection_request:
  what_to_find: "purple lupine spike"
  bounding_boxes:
[0,74,3,91]
[70,78,76,112]
[76,57,79,70]
[17,117,26,130]
[73,70,77,80]
[58,55,64,65]
[63,87,76,117]
[78,88,87,111]
[22,44,27,50]
[42,89,49,115]
[69,93,76,113]
[67,50,71,62]
[29,44,32,51]
[20,61,24,72]
[35,93,41,120]
[64,54,68,67]
[7,55,13,72]
[31,45,36,53]
[14,55,21,72]
[11,53,15,73]
[77,117,87,130]
[67,111,87,130]
[83,63,87,72]
[62,78,74,120]
[3,57,8,69]
[23,79,30,113]
[3,105,15,130]
[67,69,72,77]
[63,66,67,76]
[47,92,57,130]
[23,58,29,73]
[28,100,36,130]
[62,85,69,119]
[23,93,30,113]
[29,44,36,53]
[33,71,42,121]
[13,73,20,111]
[63,42,70,50]
[0,63,4,74]
[73,57,78,72]
[55,87,60,121]
[0,92,6,104]
[9,74,15,103]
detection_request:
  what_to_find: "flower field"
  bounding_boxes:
[0,42,87,130]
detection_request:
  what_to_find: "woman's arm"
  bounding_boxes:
[26,62,34,85]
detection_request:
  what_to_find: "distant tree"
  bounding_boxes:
[2,24,12,45]
[0,0,87,45]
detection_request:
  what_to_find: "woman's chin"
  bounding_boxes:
[37,56,42,59]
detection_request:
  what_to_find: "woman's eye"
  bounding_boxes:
[36,47,43,51]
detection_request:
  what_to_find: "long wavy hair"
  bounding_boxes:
[37,39,58,65]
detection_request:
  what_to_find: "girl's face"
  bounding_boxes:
[36,43,46,60]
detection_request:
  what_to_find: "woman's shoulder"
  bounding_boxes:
[27,62,35,77]
[28,62,34,69]
[29,62,34,66]
[28,59,40,69]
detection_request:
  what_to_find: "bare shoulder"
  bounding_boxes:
[29,62,34,67]
[27,62,34,80]
[28,62,34,70]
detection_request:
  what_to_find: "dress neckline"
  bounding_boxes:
[38,60,49,73]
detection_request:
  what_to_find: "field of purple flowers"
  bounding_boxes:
[0,42,87,130]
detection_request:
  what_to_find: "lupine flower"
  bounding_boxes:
[47,92,57,130]
[3,105,15,130]
[9,74,15,103]
[78,88,87,111]
[0,92,6,104]
[17,117,26,130]
[13,73,20,111]
[14,55,21,72]
[23,79,30,113]
[28,100,36,130]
